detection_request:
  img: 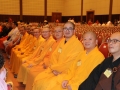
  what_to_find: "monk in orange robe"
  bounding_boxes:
[11,27,44,75]
[25,26,64,90]
[32,22,84,90]
[17,27,55,84]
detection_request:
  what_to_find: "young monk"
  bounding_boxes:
[31,21,84,90]
[25,26,64,90]
[17,27,55,84]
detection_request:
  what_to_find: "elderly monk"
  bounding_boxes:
[11,27,44,75]
[25,26,64,90]
[17,27,55,84]
[32,21,84,90]
[79,32,120,90]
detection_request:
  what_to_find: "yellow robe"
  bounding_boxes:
[11,36,45,74]
[25,38,64,90]
[17,36,55,84]
[49,47,105,90]
[11,32,30,56]
[10,33,32,68]
[32,35,84,90]
[10,35,35,73]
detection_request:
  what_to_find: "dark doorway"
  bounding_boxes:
[52,12,62,22]
[86,11,94,23]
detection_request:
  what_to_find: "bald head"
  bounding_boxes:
[82,31,98,53]
[83,31,97,40]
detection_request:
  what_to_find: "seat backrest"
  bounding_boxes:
[99,42,109,58]
[97,35,103,47]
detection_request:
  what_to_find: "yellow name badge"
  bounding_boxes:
[49,47,52,51]
[77,60,81,66]
[104,68,112,78]
[33,46,36,50]
[58,48,62,53]
[41,47,44,51]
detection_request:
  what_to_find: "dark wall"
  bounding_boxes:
[0,14,119,23]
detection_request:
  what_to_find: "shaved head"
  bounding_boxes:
[83,31,97,40]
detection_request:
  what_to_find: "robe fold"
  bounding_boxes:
[32,35,84,90]
[25,38,64,90]
[37,47,104,90]
[11,35,45,74]
[10,35,36,74]
[17,36,55,84]
[10,33,32,68]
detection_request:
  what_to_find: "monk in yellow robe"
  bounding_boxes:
[10,29,34,71]
[11,25,29,52]
[32,21,84,90]
[25,26,64,90]
[10,26,33,68]
[10,26,39,66]
[17,27,55,84]
[11,27,45,75]
[48,31,105,90]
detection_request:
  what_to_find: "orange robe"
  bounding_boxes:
[10,34,35,73]
[32,35,84,90]
[17,36,55,84]
[50,47,105,90]
[11,35,45,74]
[10,33,31,67]
[25,38,64,90]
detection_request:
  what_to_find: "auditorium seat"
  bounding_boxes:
[97,35,103,47]
[99,42,109,58]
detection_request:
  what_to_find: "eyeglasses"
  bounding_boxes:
[107,39,120,44]
[63,27,74,31]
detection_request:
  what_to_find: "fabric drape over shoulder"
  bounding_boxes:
[32,35,84,90]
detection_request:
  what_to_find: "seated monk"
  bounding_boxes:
[10,25,31,68]
[31,21,84,90]
[24,26,64,90]
[55,31,104,90]
[10,27,35,71]
[10,27,44,75]
[79,32,120,90]
[17,27,55,84]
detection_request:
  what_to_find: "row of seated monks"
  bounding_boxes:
[0,21,120,90]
